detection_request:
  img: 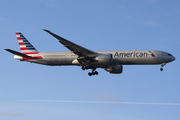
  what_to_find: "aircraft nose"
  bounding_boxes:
[172,56,176,61]
[169,55,176,62]
[167,53,175,62]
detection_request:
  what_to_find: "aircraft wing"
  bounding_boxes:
[43,29,98,57]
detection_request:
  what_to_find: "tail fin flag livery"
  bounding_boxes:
[5,30,175,76]
[5,32,42,61]
[16,32,39,56]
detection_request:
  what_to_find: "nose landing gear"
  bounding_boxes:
[160,63,166,71]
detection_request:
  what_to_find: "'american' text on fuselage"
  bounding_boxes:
[114,52,150,58]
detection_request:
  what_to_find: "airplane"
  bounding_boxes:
[5,29,175,76]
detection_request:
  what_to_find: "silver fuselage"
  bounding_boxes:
[14,50,175,68]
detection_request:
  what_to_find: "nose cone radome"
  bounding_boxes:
[164,52,176,63]
[168,55,176,63]
[172,56,176,61]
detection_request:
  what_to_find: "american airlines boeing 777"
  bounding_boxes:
[5,29,175,76]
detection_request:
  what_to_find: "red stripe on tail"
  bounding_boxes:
[19,42,25,45]
[17,37,22,40]
[20,48,28,50]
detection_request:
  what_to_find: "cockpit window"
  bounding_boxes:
[168,54,172,56]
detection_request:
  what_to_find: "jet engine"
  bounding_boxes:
[94,54,112,65]
[105,65,123,74]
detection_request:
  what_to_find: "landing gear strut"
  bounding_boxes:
[160,63,166,71]
[81,65,89,70]
[81,66,86,70]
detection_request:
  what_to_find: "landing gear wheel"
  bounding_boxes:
[95,71,98,75]
[88,71,99,76]
[88,72,92,76]
[160,63,166,71]
[82,66,85,70]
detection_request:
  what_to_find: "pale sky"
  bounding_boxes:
[1,0,180,120]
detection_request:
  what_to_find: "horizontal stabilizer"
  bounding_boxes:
[5,49,31,58]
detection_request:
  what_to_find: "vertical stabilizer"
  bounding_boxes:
[16,32,39,56]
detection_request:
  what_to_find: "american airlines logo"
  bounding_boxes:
[114,51,155,58]
[149,51,155,57]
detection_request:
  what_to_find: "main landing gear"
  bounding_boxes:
[160,63,166,71]
[81,66,99,76]
[88,71,98,76]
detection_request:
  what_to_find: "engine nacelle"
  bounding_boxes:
[94,54,112,65]
[105,65,123,74]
